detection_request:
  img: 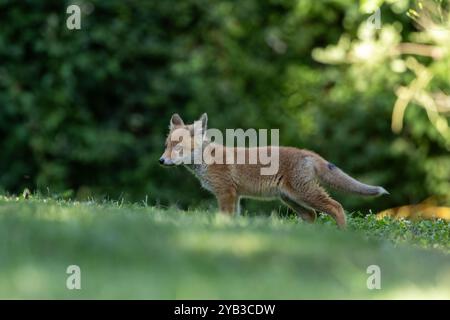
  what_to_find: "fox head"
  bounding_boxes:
[159,113,208,166]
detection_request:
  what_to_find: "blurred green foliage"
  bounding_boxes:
[0,0,449,212]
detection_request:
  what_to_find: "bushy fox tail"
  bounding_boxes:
[313,156,389,196]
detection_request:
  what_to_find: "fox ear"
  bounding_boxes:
[199,113,208,132]
[170,113,184,129]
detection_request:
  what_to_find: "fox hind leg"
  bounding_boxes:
[281,194,316,223]
[283,183,347,228]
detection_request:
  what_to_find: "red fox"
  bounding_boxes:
[159,113,388,228]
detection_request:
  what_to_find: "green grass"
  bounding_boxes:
[0,195,449,299]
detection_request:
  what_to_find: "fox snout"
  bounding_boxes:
[159,157,174,166]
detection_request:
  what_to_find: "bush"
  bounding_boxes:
[0,0,448,213]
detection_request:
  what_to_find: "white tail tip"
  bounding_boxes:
[377,187,390,196]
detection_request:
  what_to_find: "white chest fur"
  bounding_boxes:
[185,164,213,192]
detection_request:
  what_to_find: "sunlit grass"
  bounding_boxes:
[0,195,449,299]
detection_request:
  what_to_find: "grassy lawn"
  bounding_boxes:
[0,195,449,299]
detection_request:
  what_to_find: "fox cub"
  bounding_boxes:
[160,113,388,228]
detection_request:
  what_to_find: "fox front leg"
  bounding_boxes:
[216,190,238,215]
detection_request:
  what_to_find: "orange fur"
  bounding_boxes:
[378,204,450,221]
[160,114,388,228]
